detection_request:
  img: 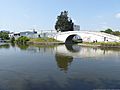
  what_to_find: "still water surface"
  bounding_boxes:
[0,44,120,90]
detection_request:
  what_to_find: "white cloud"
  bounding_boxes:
[115,13,120,19]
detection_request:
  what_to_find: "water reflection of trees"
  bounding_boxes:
[0,44,10,49]
[100,47,120,51]
[55,45,120,72]
[11,43,15,47]
[55,53,73,72]
[17,44,29,50]
[99,47,120,55]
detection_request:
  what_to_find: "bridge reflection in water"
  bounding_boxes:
[4,44,119,73]
[0,44,120,89]
[11,44,120,72]
[54,44,120,72]
[55,44,120,58]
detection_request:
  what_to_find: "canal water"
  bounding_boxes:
[0,44,120,90]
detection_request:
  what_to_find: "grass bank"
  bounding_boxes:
[30,37,60,42]
[28,38,64,45]
[78,42,120,48]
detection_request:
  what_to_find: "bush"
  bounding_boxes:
[0,32,10,40]
[10,37,15,43]
[16,36,30,44]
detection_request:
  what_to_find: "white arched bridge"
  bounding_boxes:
[54,31,120,43]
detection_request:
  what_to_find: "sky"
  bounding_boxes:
[0,0,120,32]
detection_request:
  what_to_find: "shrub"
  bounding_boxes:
[10,37,15,43]
[16,36,30,44]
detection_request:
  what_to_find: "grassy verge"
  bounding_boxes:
[28,37,64,45]
[29,37,61,42]
[82,42,120,47]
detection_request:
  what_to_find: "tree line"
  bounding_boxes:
[0,31,9,40]
[101,29,120,36]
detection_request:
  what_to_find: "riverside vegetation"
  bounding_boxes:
[30,37,60,42]
[82,42,120,47]
[14,36,120,47]
[28,37,63,45]
[0,31,119,48]
[14,36,63,46]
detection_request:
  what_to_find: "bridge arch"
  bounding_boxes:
[65,34,83,44]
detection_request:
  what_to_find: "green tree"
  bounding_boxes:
[0,32,10,40]
[101,28,120,36]
[104,28,113,34]
[101,28,113,34]
[55,11,74,32]
[10,37,15,43]
[16,36,30,44]
[112,31,120,36]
